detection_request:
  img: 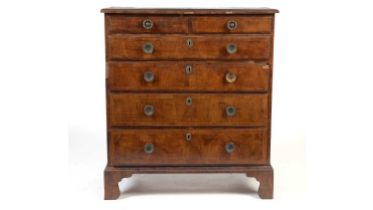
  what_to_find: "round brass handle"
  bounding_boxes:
[144,105,155,116]
[225,72,237,83]
[143,42,154,54]
[185,64,193,75]
[142,19,153,30]
[226,43,237,54]
[225,142,235,153]
[225,106,236,117]
[144,71,155,82]
[227,20,238,31]
[185,133,192,141]
[144,143,154,154]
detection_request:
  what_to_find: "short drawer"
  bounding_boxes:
[191,16,273,33]
[108,93,268,127]
[109,128,268,166]
[106,15,188,34]
[108,61,270,92]
[107,35,271,60]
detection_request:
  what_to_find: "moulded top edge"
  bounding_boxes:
[101,7,279,15]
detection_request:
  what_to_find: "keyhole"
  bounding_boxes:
[186,39,193,48]
[186,97,193,106]
[185,65,193,75]
[185,133,192,141]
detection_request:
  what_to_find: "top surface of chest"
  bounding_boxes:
[101,7,279,14]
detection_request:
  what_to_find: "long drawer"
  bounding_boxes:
[109,128,268,166]
[108,93,268,127]
[108,61,270,92]
[107,35,271,60]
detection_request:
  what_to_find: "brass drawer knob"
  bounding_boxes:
[143,42,154,54]
[225,142,235,153]
[185,64,193,75]
[144,71,155,82]
[142,19,153,30]
[225,72,237,83]
[144,143,154,154]
[225,106,236,117]
[227,20,238,31]
[226,43,237,54]
[144,105,155,116]
[185,133,192,141]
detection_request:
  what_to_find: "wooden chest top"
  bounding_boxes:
[101,8,279,15]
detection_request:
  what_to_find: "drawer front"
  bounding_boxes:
[108,93,268,127]
[191,16,273,33]
[108,61,270,92]
[106,15,188,34]
[107,35,271,60]
[109,128,268,166]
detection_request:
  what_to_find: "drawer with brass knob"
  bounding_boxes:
[191,16,273,33]
[108,93,268,127]
[109,128,268,166]
[107,35,271,60]
[106,16,188,34]
[102,8,278,200]
[107,61,270,92]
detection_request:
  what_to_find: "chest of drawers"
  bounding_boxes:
[102,8,278,199]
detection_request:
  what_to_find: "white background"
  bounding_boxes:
[0,0,373,209]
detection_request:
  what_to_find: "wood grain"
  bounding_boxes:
[107,35,271,60]
[107,15,188,34]
[102,8,278,200]
[108,93,268,127]
[104,165,274,199]
[191,16,273,33]
[109,128,268,165]
[108,61,270,92]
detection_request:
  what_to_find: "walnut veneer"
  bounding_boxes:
[102,8,278,199]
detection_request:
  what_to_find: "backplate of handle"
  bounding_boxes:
[225,72,237,83]
[142,19,153,30]
[225,106,236,117]
[227,20,238,31]
[144,105,155,116]
[225,142,235,153]
[226,43,237,54]
[143,42,154,54]
[144,143,154,154]
[144,71,155,82]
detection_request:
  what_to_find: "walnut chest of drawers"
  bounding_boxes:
[101,8,279,199]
